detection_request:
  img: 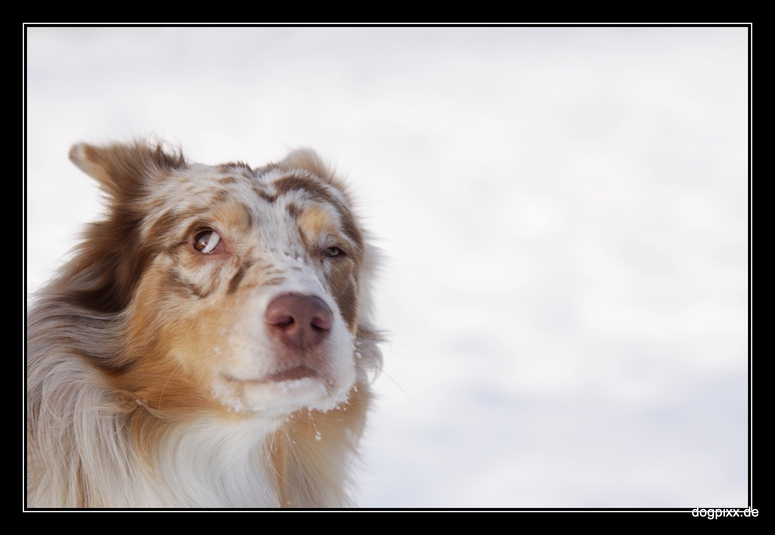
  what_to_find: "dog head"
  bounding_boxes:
[66,141,378,423]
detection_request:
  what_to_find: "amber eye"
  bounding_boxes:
[321,246,344,258]
[194,230,222,254]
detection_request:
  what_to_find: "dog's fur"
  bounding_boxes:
[26,140,381,508]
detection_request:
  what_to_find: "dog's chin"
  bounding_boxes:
[214,368,353,417]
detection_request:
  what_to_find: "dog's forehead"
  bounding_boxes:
[147,162,353,241]
[165,163,344,205]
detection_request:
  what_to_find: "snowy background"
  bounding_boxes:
[25,26,749,508]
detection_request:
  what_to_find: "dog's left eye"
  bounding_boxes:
[321,247,344,258]
[194,230,222,254]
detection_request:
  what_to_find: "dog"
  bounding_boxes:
[26,140,382,508]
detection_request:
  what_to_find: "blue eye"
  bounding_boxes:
[321,247,344,258]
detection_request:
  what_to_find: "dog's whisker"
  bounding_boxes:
[381,346,420,361]
[384,339,425,354]
[157,360,185,412]
[356,355,422,409]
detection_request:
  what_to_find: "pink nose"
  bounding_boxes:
[264,294,333,349]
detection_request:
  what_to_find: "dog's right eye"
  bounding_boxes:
[194,230,222,254]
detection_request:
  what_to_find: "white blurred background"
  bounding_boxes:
[25,26,749,508]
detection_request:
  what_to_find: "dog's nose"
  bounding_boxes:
[264,294,333,349]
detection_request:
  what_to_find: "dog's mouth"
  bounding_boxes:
[266,365,321,383]
[224,365,321,385]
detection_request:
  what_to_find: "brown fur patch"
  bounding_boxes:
[227,264,248,295]
[274,175,338,206]
[286,202,301,220]
[218,162,253,175]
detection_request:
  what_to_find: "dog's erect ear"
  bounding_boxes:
[69,141,186,199]
[279,148,353,200]
[279,149,330,180]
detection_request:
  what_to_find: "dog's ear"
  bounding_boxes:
[61,141,186,313]
[279,149,354,203]
[69,141,185,200]
[279,149,330,181]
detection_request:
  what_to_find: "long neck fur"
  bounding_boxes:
[26,295,370,508]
